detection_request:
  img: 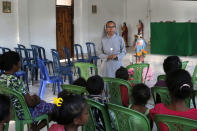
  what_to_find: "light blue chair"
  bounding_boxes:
[37,58,63,99]
[74,44,89,63]
[51,49,73,84]
[86,42,99,66]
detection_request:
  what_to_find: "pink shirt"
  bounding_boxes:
[150,103,197,131]
[49,124,65,131]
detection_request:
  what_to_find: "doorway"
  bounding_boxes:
[56,0,74,59]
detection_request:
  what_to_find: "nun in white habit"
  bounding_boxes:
[98,21,126,78]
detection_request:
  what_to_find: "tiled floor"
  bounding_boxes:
[7,45,197,131]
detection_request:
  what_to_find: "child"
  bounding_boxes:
[72,77,87,87]
[150,69,197,131]
[50,90,88,131]
[0,51,54,130]
[0,94,11,131]
[115,66,129,107]
[129,83,153,128]
[86,75,106,131]
[130,83,150,114]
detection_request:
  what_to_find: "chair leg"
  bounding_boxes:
[15,120,23,131]
[4,122,9,131]
[57,82,60,94]
[24,72,29,91]
[38,80,43,97]
[47,64,51,74]
[53,83,56,95]
[51,63,54,75]
[41,82,47,100]
[68,74,73,84]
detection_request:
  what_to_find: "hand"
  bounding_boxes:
[107,54,117,60]
[32,94,41,104]
[107,55,113,60]
[111,54,117,59]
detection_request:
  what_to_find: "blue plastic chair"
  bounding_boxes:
[39,46,53,74]
[37,58,63,99]
[63,46,74,67]
[31,45,53,74]
[17,44,26,49]
[51,49,73,84]
[74,44,89,62]
[86,42,99,66]
[15,48,37,85]
[0,47,11,54]
[15,71,29,91]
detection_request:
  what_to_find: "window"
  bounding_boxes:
[56,0,72,6]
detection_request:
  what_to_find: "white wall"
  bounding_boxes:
[1,0,197,56]
[0,0,18,50]
[0,0,56,59]
[28,0,56,59]
[126,0,150,45]
[150,0,197,22]
[74,0,124,52]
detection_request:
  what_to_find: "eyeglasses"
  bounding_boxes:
[106,26,116,29]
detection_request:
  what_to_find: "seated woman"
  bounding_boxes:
[0,51,55,130]
[150,69,197,131]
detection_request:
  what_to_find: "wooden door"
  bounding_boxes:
[56,5,74,59]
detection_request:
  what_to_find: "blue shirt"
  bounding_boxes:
[98,34,126,77]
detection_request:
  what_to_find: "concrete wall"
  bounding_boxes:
[1,0,197,56]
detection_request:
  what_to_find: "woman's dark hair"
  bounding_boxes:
[52,90,87,125]
[86,75,104,95]
[132,83,150,105]
[166,69,193,100]
[0,51,20,71]
[163,56,182,74]
[72,77,87,87]
[115,66,129,80]
[0,94,11,122]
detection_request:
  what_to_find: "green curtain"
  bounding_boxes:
[151,22,197,56]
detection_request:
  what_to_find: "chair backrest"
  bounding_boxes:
[37,58,50,81]
[182,61,189,70]
[151,86,191,108]
[192,65,197,89]
[0,84,32,120]
[0,47,11,54]
[157,74,166,81]
[103,77,132,106]
[126,63,149,84]
[39,46,47,60]
[51,49,62,75]
[154,114,197,131]
[74,44,85,61]
[74,62,98,80]
[107,103,151,131]
[86,42,97,60]
[61,84,88,95]
[15,48,32,70]
[31,45,40,60]
[151,86,171,105]
[17,44,26,49]
[63,46,72,66]
[83,98,112,131]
